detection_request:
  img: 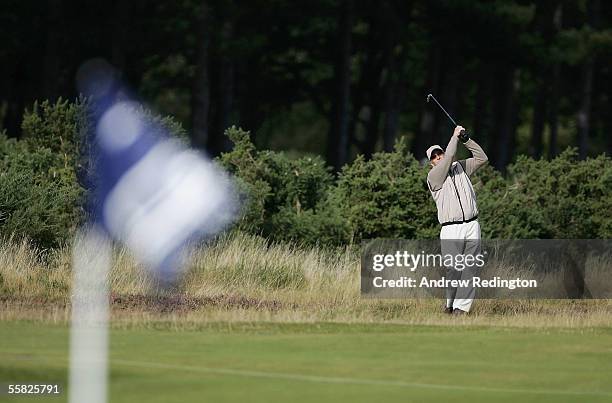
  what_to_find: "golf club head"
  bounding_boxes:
[426,94,433,103]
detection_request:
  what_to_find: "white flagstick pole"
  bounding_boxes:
[69,225,112,403]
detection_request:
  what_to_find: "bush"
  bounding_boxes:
[0,133,84,248]
[220,131,440,245]
[269,194,351,246]
[4,98,94,247]
[1,99,610,248]
[221,130,611,244]
[477,149,612,238]
[332,138,438,242]
[217,127,272,231]
[219,126,350,245]
[1,98,192,248]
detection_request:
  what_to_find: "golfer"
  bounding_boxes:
[426,126,488,315]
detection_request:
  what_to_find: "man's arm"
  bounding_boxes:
[458,138,488,176]
[427,134,459,191]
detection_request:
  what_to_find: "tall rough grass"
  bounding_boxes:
[1,232,611,328]
[185,232,358,303]
[0,232,358,302]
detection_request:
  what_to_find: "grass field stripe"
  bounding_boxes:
[2,349,610,375]
[112,359,612,398]
[2,351,610,397]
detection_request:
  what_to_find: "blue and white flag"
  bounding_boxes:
[70,59,238,403]
[80,60,237,283]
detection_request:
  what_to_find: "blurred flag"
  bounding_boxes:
[79,59,237,283]
[69,59,238,403]
[94,101,235,283]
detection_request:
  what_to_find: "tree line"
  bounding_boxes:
[1,0,611,171]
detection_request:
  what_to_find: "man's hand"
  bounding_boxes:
[453,125,465,138]
[454,125,470,142]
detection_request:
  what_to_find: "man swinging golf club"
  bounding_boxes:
[425,96,488,315]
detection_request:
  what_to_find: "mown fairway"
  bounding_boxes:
[1,321,611,403]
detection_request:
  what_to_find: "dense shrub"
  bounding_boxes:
[0,98,188,248]
[0,99,90,247]
[477,149,612,238]
[269,193,351,246]
[217,127,274,231]
[0,134,84,248]
[21,98,88,158]
[1,99,610,248]
[332,139,438,241]
[219,126,349,245]
[221,128,611,244]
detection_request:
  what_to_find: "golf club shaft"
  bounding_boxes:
[428,94,457,127]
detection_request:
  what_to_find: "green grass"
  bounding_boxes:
[2,232,612,401]
[2,321,612,403]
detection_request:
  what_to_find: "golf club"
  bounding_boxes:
[426,93,466,136]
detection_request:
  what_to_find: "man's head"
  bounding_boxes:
[426,145,444,167]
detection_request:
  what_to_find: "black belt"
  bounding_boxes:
[441,215,478,227]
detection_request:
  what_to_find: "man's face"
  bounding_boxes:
[430,150,444,167]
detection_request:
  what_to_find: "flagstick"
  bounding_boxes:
[69,225,112,403]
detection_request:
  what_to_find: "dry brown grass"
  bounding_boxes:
[1,232,611,329]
